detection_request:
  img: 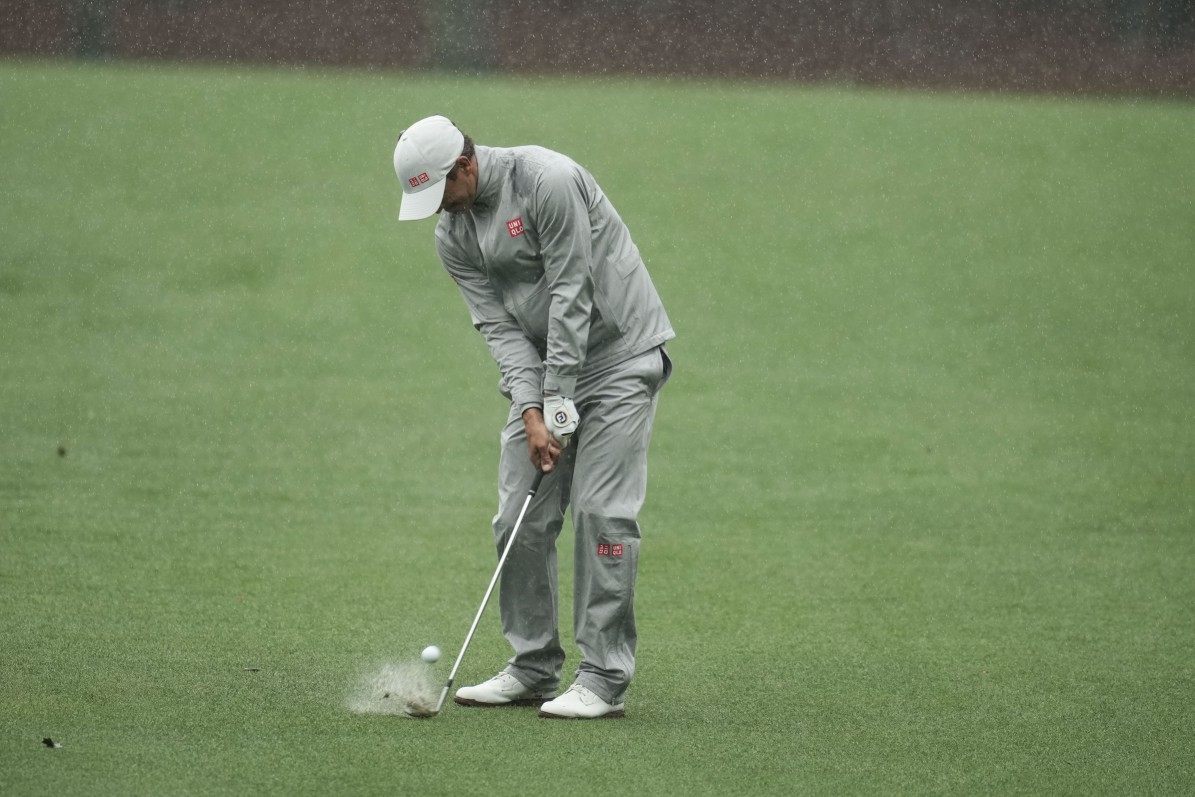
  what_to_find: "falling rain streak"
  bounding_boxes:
[1,1,1191,95]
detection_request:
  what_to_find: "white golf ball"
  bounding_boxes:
[420,645,441,663]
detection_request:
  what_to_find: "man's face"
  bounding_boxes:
[439,156,478,214]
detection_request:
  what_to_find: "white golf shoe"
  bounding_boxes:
[538,683,625,719]
[453,672,552,707]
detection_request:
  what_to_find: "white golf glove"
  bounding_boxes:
[543,395,579,445]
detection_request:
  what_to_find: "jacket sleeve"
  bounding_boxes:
[436,234,544,413]
[532,164,594,398]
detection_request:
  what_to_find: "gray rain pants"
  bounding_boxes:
[493,345,671,705]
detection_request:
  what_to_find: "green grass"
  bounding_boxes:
[2,60,1193,795]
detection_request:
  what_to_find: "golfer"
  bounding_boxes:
[393,115,674,719]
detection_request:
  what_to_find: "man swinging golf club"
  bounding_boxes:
[394,116,674,719]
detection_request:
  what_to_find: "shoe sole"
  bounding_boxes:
[538,708,625,719]
[453,696,551,708]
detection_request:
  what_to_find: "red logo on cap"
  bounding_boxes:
[507,218,524,237]
[408,172,429,188]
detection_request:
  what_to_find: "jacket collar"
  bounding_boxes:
[472,146,500,210]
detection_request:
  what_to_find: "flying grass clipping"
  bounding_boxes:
[347,662,439,719]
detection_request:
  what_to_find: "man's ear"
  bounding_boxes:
[446,155,471,181]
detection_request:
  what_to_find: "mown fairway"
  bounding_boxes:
[1,61,1192,795]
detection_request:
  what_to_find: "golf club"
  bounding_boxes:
[407,469,546,717]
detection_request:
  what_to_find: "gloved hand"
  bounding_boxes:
[543,395,579,445]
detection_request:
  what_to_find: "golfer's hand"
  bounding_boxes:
[543,395,579,445]
[522,408,563,472]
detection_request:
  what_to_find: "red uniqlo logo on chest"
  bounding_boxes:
[507,218,524,237]
[408,172,429,188]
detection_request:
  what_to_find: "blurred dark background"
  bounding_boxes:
[2,0,1193,94]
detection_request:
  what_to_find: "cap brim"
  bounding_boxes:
[398,178,448,221]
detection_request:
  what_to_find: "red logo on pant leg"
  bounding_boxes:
[612,544,623,557]
[597,543,610,556]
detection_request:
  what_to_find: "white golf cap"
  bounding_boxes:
[394,115,466,221]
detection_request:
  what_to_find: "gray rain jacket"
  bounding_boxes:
[435,145,674,413]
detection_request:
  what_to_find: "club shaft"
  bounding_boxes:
[434,469,545,713]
